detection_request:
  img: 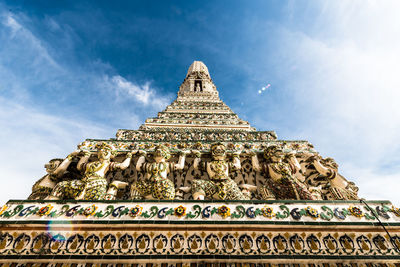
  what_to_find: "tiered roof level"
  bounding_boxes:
[139,61,254,131]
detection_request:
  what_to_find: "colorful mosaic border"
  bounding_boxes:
[1,201,399,223]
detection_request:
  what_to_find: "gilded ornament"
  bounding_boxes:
[261,206,275,218]
[37,204,53,216]
[174,205,187,218]
[348,206,364,217]
[305,206,319,219]
[217,205,231,218]
[129,205,143,217]
[83,205,98,217]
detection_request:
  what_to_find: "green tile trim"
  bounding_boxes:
[1,219,400,226]
[6,199,392,204]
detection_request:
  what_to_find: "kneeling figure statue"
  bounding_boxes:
[47,142,132,200]
[191,143,249,200]
[251,145,316,200]
[131,145,187,200]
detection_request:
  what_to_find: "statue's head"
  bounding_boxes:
[154,144,171,160]
[211,142,226,160]
[44,159,63,174]
[263,145,283,162]
[95,142,116,161]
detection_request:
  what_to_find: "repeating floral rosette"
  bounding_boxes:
[129,205,143,217]
[261,206,275,218]
[37,204,53,216]
[217,205,231,218]
[306,206,319,219]
[0,202,398,222]
[174,205,187,218]
[83,205,98,217]
[348,206,364,218]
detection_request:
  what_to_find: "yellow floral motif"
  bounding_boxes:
[348,206,364,218]
[83,205,98,217]
[37,204,54,216]
[174,205,187,218]
[129,205,143,217]
[261,206,275,218]
[306,206,319,219]
[217,205,231,218]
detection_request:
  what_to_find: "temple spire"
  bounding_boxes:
[178,61,219,101]
[140,60,254,131]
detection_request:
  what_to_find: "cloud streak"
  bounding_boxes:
[2,13,61,70]
[105,75,171,110]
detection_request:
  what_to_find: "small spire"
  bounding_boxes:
[179,61,218,97]
[186,61,211,79]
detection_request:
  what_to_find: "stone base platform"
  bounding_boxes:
[1,200,400,265]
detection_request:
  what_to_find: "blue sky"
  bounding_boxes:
[1,1,400,204]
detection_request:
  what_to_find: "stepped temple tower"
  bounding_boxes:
[1,61,400,266]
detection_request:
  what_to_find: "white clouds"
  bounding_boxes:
[5,14,21,33]
[0,97,113,204]
[341,162,400,206]
[105,75,171,110]
[2,13,61,70]
[112,75,152,104]
[267,1,400,203]
[0,12,65,103]
[236,1,400,205]
[281,2,400,162]
[0,10,172,114]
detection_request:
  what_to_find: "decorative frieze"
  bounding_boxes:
[0,200,398,223]
[116,130,277,142]
[1,201,400,263]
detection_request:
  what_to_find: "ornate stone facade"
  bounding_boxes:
[1,61,398,265]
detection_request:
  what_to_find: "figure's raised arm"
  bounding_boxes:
[174,150,189,171]
[52,150,79,177]
[286,152,301,173]
[191,150,201,170]
[136,150,147,171]
[231,151,241,171]
[250,151,262,172]
[312,156,335,177]
[77,150,91,172]
[111,151,134,170]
